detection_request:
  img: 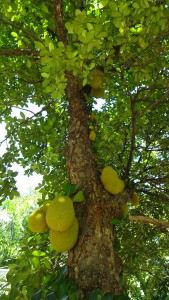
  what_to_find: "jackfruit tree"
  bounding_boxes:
[0,0,169,299]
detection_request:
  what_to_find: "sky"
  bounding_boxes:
[0,99,105,195]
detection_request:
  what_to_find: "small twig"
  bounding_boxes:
[0,100,54,145]
[0,17,42,42]
[0,49,39,56]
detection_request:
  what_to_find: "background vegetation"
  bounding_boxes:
[0,0,169,299]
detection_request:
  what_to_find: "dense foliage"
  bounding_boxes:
[0,0,169,299]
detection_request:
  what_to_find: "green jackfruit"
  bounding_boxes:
[49,217,79,252]
[46,195,75,231]
[90,69,104,89]
[28,208,48,233]
[101,166,124,195]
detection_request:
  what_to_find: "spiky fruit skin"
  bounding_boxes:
[28,209,48,233]
[49,217,79,252]
[90,69,104,89]
[46,195,75,231]
[101,166,124,195]
[131,192,139,206]
[89,130,96,141]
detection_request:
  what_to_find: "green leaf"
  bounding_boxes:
[41,72,50,78]
[11,31,18,38]
[132,3,140,9]
[139,37,147,49]
[12,190,20,197]
[49,42,55,52]
[112,219,122,225]
[20,111,25,119]
[34,41,44,49]
[27,59,32,68]
[32,257,40,269]
[64,183,76,195]
[99,0,108,8]
[32,250,46,257]
[75,9,82,16]
[65,22,74,34]
[73,190,85,203]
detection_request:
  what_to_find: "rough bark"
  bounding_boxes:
[65,75,125,295]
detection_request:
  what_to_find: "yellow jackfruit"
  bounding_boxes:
[89,130,96,141]
[46,195,75,231]
[90,114,98,122]
[49,217,79,252]
[90,69,104,89]
[101,166,124,194]
[100,166,117,184]
[28,208,48,233]
[103,177,124,195]
[40,201,51,213]
[131,192,139,206]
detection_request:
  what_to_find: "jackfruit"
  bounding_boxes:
[49,217,79,252]
[103,177,124,195]
[101,166,117,184]
[28,208,48,233]
[40,201,51,213]
[90,114,98,122]
[89,130,96,141]
[131,192,139,206]
[90,69,104,89]
[46,195,75,231]
[101,166,124,194]
[121,203,129,214]
[91,88,104,99]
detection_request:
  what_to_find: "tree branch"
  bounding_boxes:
[129,215,169,229]
[0,18,42,42]
[0,49,39,56]
[125,100,137,177]
[53,0,67,45]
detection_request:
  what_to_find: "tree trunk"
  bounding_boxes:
[66,75,124,295]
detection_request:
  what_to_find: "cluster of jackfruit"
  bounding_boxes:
[100,166,125,195]
[89,114,98,141]
[120,192,140,216]
[28,195,79,253]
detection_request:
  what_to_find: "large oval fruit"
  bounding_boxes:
[46,195,75,231]
[28,209,48,233]
[49,217,79,252]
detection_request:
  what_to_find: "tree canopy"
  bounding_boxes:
[0,0,169,299]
